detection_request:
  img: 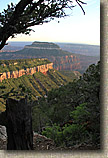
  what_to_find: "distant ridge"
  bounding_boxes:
[57,43,100,57]
[30,41,60,48]
[0,42,99,73]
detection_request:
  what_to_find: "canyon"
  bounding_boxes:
[49,55,81,71]
[0,63,53,82]
[0,42,100,74]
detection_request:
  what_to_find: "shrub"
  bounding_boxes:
[42,124,64,147]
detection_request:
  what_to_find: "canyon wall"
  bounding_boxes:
[0,63,53,82]
[48,55,81,71]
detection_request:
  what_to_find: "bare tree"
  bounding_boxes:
[0,0,86,50]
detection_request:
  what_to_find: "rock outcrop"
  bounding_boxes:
[33,132,55,150]
[0,125,7,150]
[0,63,53,82]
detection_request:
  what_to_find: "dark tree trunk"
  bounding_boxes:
[0,111,7,126]
[6,97,33,150]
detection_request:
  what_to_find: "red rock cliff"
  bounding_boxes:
[50,55,81,71]
[0,63,53,82]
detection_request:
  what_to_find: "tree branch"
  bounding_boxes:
[0,0,86,50]
[76,0,87,15]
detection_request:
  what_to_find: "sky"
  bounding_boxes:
[0,0,100,45]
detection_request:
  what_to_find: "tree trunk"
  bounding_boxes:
[0,111,7,126]
[6,97,33,150]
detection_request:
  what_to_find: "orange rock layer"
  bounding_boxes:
[0,63,53,82]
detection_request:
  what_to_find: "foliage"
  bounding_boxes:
[63,124,88,146]
[33,61,100,148]
[42,124,64,146]
[59,70,81,80]
[41,122,89,147]
[0,59,100,148]
[70,103,90,124]
[0,0,86,50]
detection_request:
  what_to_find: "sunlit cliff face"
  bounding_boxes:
[46,55,81,71]
[0,63,53,82]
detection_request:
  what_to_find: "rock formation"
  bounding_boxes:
[0,125,7,150]
[0,63,53,82]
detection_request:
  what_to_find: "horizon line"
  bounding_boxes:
[8,41,100,46]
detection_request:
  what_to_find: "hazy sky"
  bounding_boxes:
[0,0,100,45]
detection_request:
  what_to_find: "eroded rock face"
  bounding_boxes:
[0,125,7,150]
[44,55,82,71]
[0,63,53,82]
[0,125,7,139]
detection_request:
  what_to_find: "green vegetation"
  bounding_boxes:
[0,57,100,149]
[59,70,81,80]
[0,69,71,112]
[0,58,51,72]
[32,61,100,149]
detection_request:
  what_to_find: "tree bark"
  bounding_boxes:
[0,111,7,126]
[6,97,33,150]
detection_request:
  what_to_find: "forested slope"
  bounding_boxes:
[0,69,72,112]
[32,61,100,149]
